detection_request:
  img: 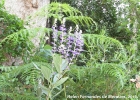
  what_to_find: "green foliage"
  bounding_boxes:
[0,53,69,100]
[30,44,53,63]
[0,93,38,100]
[0,28,50,63]
[39,54,69,100]
[82,34,127,65]
[0,5,25,63]
[52,64,139,100]
[28,2,96,27]
[51,0,117,33]
[0,7,24,39]
[0,62,49,100]
[0,0,5,7]
[64,64,126,96]
[1,1,140,100]
[53,54,68,73]
[66,16,95,26]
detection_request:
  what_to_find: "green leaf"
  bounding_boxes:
[41,66,52,82]
[53,77,68,89]
[39,84,50,95]
[61,59,68,70]
[53,73,62,83]
[53,54,62,73]
[44,45,52,49]
[52,88,65,99]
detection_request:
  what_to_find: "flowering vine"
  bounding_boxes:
[52,19,84,65]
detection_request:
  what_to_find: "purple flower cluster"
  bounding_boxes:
[52,19,84,63]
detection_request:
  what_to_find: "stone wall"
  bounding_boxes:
[4,0,50,20]
[4,0,50,27]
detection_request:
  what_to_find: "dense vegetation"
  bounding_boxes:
[0,0,140,100]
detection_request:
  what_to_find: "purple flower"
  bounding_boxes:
[72,51,80,55]
[67,36,74,41]
[59,25,67,31]
[51,21,84,65]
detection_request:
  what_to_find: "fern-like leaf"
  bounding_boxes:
[28,2,96,26]
[0,28,51,63]
[83,34,127,63]
[95,63,126,87]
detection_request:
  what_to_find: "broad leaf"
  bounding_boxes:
[61,59,68,70]
[53,54,62,73]
[41,66,52,82]
[44,45,52,49]
[53,77,68,89]
[39,84,50,95]
[53,73,62,83]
